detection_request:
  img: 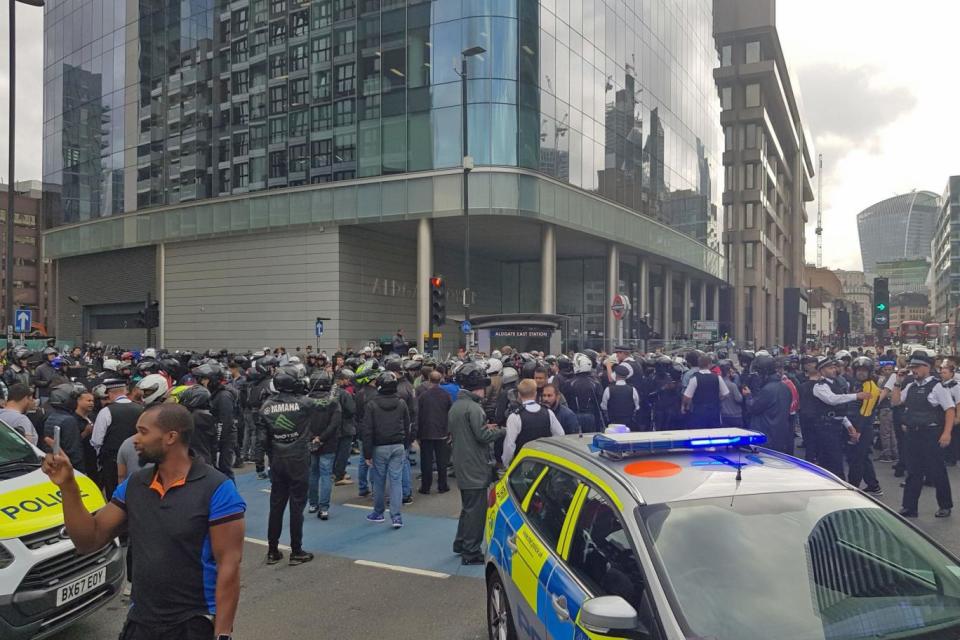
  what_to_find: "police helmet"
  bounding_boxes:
[486,359,504,375]
[581,349,599,366]
[384,355,402,373]
[178,384,212,411]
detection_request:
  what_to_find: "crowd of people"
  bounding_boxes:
[16,339,960,582]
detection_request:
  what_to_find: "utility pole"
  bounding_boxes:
[816,153,823,268]
[459,46,485,347]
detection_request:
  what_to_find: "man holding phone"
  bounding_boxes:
[41,403,245,640]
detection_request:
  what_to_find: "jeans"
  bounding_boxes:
[401,446,413,500]
[308,452,336,511]
[357,441,369,494]
[370,443,404,516]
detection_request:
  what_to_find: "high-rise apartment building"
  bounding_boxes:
[857,191,939,275]
[932,177,960,322]
[0,181,49,331]
[43,0,727,350]
[714,0,816,348]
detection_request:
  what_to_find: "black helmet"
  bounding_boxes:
[738,350,755,365]
[376,371,399,394]
[179,384,212,411]
[384,355,402,373]
[273,368,301,393]
[753,354,776,377]
[581,349,599,366]
[851,356,874,373]
[42,346,58,357]
[138,360,161,375]
[192,362,223,382]
[402,359,422,373]
[13,346,29,360]
[336,367,355,382]
[309,370,333,393]
[520,360,538,380]
[49,383,79,412]
[557,354,573,374]
[456,362,490,391]
[255,356,279,376]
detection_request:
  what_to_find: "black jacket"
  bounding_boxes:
[189,409,218,467]
[417,384,452,440]
[311,397,343,455]
[44,408,85,472]
[2,365,30,388]
[334,386,357,437]
[361,392,411,453]
[256,392,323,460]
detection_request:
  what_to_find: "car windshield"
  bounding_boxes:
[640,491,960,640]
[0,421,38,466]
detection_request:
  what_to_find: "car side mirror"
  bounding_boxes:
[580,595,639,634]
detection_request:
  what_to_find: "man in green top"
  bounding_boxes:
[448,362,505,565]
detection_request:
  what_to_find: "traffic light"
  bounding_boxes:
[872,277,889,330]
[430,276,446,327]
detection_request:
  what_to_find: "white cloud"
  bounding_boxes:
[0,4,44,182]
[777,0,960,271]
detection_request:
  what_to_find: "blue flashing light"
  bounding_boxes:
[593,428,767,459]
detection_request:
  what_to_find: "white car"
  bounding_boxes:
[0,422,124,639]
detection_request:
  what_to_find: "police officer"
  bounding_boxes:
[601,364,640,430]
[810,358,870,478]
[797,356,822,463]
[91,378,144,500]
[681,354,728,428]
[892,352,955,518]
[257,366,322,565]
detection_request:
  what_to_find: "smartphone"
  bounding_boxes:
[53,425,61,456]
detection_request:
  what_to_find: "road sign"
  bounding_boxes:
[14,309,31,334]
[315,319,324,337]
[692,331,713,341]
[461,320,472,334]
[611,294,630,320]
[694,320,719,332]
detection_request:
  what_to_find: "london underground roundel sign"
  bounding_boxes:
[611,294,629,320]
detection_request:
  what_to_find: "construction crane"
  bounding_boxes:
[816,153,823,268]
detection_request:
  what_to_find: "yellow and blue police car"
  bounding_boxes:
[484,428,960,640]
[0,421,124,639]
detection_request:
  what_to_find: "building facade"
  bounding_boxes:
[834,269,871,336]
[43,0,726,350]
[0,181,49,332]
[932,176,960,323]
[857,191,939,275]
[713,0,815,349]
[874,258,930,295]
[890,292,929,327]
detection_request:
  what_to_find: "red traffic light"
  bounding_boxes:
[430,277,443,288]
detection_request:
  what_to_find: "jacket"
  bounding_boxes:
[552,402,581,435]
[448,390,505,490]
[256,392,322,460]
[44,408,85,472]
[417,384,452,440]
[189,409,218,467]
[361,392,411,454]
[2,365,30,388]
[334,386,357,437]
[745,375,794,453]
[308,395,342,455]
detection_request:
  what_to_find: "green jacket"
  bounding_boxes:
[448,389,505,490]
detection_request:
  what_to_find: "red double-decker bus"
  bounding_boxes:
[899,321,925,343]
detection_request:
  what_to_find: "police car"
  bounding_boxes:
[0,421,124,639]
[485,428,960,640]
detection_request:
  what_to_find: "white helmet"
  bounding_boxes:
[137,374,170,406]
[102,358,121,372]
[491,350,502,360]
[142,348,157,359]
[835,350,851,361]
[573,353,593,374]
[756,349,770,358]
[288,356,301,364]
[486,359,503,375]
[501,367,519,386]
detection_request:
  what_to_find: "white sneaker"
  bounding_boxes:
[122,583,132,597]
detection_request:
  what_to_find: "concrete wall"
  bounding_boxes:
[163,228,341,352]
[56,246,157,346]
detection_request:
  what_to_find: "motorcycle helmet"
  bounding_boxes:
[102,358,121,373]
[49,384,80,412]
[376,371,399,394]
[486,359,504,375]
[752,355,777,377]
[336,367,356,382]
[355,359,381,386]
[573,353,593,375]
[142,348,158,360]
[137,374,170,406]
[556,355,573,374]
[455,362,490,391]
[309,370,334,394]
[255,355,279,376]
[851,356,874,374]
[178,384,212,411]
[501,367,519,386]
[272,368,301,394]
[42,346,58,358]
[581,349,599,366]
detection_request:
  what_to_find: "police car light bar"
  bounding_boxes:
[593,428,767,459]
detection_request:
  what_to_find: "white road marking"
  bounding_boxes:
[244,537,291,552]
[343,503,374,511]
[260,489,271,494]
[354,559,450,579]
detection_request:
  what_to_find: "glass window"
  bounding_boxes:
[335,131,356,162]
[745,123,757,149]
[233,70,249,95]
[334,98,355,126]
[250,93,267,120]
[508,459,546,505]
[523,467,581,549]
[233,8,249,33]
[232,102,249,125]
[289,144,307,172]
[269,20,286,47]
[568,489,648,615]
[745,163,756,190]
[269,85,287,114]
[311,138,332,167]
[268,116,287,143]
[291,78,309,105]
[745,202,755,228]
[721,86,732,110]
[290,10,309,38]
[270,0,286,16]
[724,126,733,152]
[312,35,332,64]
[335,0,356,21]
[312,0,332,29]
[311,104,331,131]
[290,44,308,71]
[251,29,268,57]
[313,69,331,101]
[232,38,248,63]
[250,124,266,149]
[745,83,760,108]
[721,44,732,67]
[335,27,356,57]
[269,150,287,178]
[270,53,287,78]
[233,131,249,156]
[289,109,308,136]
[250,156,266,183]
[335,62,356,95]
[745,242,755,269]
[235,162,249,188]
[745,40,761,64]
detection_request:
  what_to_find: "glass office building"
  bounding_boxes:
[43,0,727,350]
[857,191,939,276]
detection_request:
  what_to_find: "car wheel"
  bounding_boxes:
[487,571,518,640]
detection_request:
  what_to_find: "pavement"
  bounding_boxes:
[46,445,960,639]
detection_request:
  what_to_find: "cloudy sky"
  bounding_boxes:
[1,1,957,272]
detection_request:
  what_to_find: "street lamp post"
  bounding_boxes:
[460,46,485,346]
[6,0,45,341]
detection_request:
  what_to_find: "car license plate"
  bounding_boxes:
[55,566,106,607]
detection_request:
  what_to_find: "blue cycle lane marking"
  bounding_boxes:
[234,469,485,579]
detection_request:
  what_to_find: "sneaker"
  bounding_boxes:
[863,486,884,497]
[318,510,329,520]
[257,471,269,480]
[366,511,386,523]
[266,549,284,564]
[936,508,952,518]
[899,508,919,518]
[288,550,315,566]
[418,488,431,495]
[308,505,319,513]
[391,514,404,529]
[461,556,484,566]
[358,490,371,498]
[402,495,414,505]
[121,582,132,598]
[335,477,354,486]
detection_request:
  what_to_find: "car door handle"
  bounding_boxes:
[551,594,570,621]
[505,535,518,552]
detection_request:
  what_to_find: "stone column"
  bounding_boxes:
[540,223,556,314]
[698,280,707,322]
[663,267,673,341]
[417,218,433,351]
[606,243,620,349]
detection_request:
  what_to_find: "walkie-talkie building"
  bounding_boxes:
[43,0,727,351]
[857,191,939,276]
